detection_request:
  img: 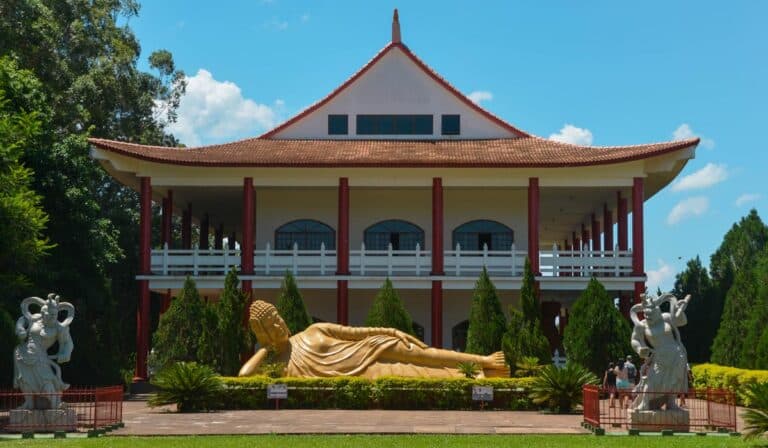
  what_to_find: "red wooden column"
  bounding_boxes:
[160,190,173,314]
[241,178,255,296]
[181,204,192,249]
[632,178,645,303]
[431,178,444,347]
[527,178,540,275]
[135,177,152,381]
[336,177,350,325]
[617,192,628,251]
[591,213,601,252]
[603,203,613,251]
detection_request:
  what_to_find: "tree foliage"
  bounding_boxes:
[0,0,186,383]
[217,268,251,376]
[276,271,312,335]
[151,277,207,370]
[672,256,720,363]
[465,268,507,355]
[0,309,15,387]
[563,278,632,375]
[365,278,415,335]
[710,210,768,367]
[0,58,51,305]
[502,258,550,370]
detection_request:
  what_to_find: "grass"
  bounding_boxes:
[0,435,764,447]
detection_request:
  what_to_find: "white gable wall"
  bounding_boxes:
[273,48,518,140]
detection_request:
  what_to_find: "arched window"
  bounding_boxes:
[452,220,513,251]
[364,220,424,251]
[275,219,335,250]
[452,320,469,352]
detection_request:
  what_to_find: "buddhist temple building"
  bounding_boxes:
[89,10,699,380]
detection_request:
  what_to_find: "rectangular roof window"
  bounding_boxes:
[356,115,433,135]
[442,115,460,135]
[328,115,348,135]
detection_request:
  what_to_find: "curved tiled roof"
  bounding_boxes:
[88,136,699,168]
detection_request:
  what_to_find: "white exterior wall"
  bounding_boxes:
[252,188,528,251]
[273,48,517,140]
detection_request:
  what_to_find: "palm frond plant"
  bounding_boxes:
[149,362,224,412]
[515,356,543,377]
[529,363,598,413]
[457,361,480,379]
[742,381,768,440]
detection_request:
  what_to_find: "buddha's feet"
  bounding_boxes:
[482,352,510,377]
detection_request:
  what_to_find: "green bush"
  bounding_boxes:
[149,362,224,412]
[0,309,15,387]
[276,271,312,334]
[503,258,550,369]
[742,382,768,440]
[691,363,768,406]
[528,364,598,413]
[217,268,252,376]
[151,277,207,369]
[365,278,415,335]
[219,376,535,411]
[466,268,506,355]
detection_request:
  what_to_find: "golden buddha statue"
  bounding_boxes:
[238,300,509,378]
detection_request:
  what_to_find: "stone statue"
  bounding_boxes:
[13,294,74,410]
[629,292,691,413]
[239,300,509,378]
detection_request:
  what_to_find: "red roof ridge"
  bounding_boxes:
[259,42,530,139]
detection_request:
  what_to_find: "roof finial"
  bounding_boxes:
[392,8,401,43]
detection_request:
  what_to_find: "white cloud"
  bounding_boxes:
[165,69,277,147]
[467,90,493,104]
[300,13,311,23]
[672,123,715,149]
[735,193,761,207]
[549,124,593,146]
[671,163,728,192]
[667,196,709,225]
[265,17,288,31]
[646,259,675,294]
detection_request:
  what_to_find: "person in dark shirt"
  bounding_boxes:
[602,362,617,408]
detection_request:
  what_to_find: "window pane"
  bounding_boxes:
[357,115,374,135]
[356,115,433,135]
[441,115,460,135]
[364,219,425,250]
[276,220,335,250]
[328,115,348,135]
[452,220,514,252]
[414,115,433,134]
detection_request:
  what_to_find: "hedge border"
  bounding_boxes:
[691,363,768,406]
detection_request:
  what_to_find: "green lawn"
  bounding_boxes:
[0,435,764,448]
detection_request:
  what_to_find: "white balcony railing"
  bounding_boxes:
[150,242,633,278]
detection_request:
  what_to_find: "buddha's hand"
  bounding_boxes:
[396,331,428,350]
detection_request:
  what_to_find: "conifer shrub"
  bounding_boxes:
[562,277,632,375]
[0,309,14,387]
[502,258,550,369]
[151,277,207,370]
[365,278,415,335]
[216,268,252,376]
[465,268,507,355]
[276,271,312,334]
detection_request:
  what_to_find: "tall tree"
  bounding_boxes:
[563,278,632,375]
[0,0,185,383]
[466,268,507,355]
[276,271,312,334]
[366,278,415,335]
[710,210,768,301]
[502,258,550,369]
[672,256,720,363]
[217,268,251,376]
[0,58,51,307]
[151,277,206,370]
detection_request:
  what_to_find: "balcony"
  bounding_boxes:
[149,242,634,281]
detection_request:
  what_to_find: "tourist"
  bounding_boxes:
[603,362,617,408]
[615,359,631,408]
[625,355,638,385]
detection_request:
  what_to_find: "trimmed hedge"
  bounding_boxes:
[692,363,768,406]
[219,376,535,410]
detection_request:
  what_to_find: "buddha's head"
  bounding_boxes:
[248,300,291,349]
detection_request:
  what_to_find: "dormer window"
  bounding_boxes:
[328,115,348,135]
[356,115,433,135]
[441,115,460,135]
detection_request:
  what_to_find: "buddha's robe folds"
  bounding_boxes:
[286,323,460,378]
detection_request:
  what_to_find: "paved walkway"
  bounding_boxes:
[115,400,588,435]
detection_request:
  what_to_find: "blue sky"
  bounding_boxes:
[130,1,766,292]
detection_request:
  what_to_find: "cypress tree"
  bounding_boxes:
[276,271,312,334]
[0,309,14,387]
[672,256,720,363]
[503,258,550,368]
[152,276,206,370]
[366,278,415,335]
[563,277,632,375]
[734,250,768,368]
[196,302,219,370]
[465,267,507,355]
[217,268,251,376]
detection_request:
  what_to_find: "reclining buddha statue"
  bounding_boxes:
[238,300,509,378]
